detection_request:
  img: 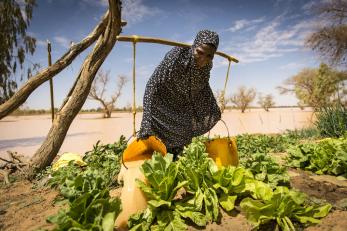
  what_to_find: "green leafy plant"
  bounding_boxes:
[128,153,189,231]
[240,186,332,230]
[47,136,127,230]
[212,166,253,211]
[236,134,291,188]
[286,137,347,176]
[240,152,290,188]
[237,134,296,155]
[177,138,220,222]
[284,127,320,140]
[130,137,332,231]
[48,189,121,231]
[315,105,347,137]
[285,143,315,169]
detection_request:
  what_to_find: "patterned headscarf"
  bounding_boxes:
[192,29,219,50]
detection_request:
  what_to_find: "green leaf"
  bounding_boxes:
[240,198,274,225]
[175,208,207,227]
[219,194,237,212]
[102,212,116,231]
[136,179,160,201]
[245,179,273,201]
[155,210,187,231]
[148,199,171,208]
[313,204,332,218]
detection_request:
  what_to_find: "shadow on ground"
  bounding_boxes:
[0,132,99,150]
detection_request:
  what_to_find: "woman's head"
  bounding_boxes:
[192,30,219,68]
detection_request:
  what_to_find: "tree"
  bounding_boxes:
[278,63,347,110]
[0,0,38,104]
[214,89,228,113]
[258,93,275,112]
[306,0,347,66]
[88,69,128,118]
[26,0,122,178]
[229,86,256,113]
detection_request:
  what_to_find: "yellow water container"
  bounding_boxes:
[122,135,167,162]
[115,160,148,229]
[115,136,167,229]
[205,137,239,168]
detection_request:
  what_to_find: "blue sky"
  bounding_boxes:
[19,0,325,109]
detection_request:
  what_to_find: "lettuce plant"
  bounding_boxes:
[240,186,332,230]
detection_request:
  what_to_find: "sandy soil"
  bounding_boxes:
[0,181,63,231]
[0,108,315,159]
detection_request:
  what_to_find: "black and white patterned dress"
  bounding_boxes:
[138,30,221,150]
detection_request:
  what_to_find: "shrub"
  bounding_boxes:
[315,105,347,137]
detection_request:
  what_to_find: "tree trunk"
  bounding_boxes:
[27,0,122,179]
[0,12,109,120]
[104,104,114,118]
[104,109,112,118]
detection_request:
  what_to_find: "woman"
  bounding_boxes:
[138,30,221,158]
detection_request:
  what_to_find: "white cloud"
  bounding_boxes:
[136,64,155,78]
[122,0,161,25]
[81,0,160,25]
[81,0,108,7]
[301,0,316,11]
[213,58,229,68]
[225,15,318,64]
[36,39,47,47]
[54,36,72,49]
[279,62,304,71]
[227,17,265,32]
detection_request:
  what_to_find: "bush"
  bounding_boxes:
[315,105,347,138]
[284,127,320,140]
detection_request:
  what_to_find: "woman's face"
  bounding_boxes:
[193,43,216,68]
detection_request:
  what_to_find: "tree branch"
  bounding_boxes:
[0,11,110,119]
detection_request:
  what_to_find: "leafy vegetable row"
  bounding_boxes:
[129,138,331,231]
[46,136,127,231]
[286,136,347,176]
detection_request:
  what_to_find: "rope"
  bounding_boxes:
[132,38,137,137]
[220,60,232,113]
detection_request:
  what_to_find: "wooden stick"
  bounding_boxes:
[0,157,13,164]
[0,169,10,184]
[116,35,239,63]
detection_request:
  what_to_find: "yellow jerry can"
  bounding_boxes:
[115,160,148,230]
[205,137,239,168]
[115,136,167,229]
[122,135,167,162]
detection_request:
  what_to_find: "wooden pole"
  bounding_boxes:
[116,35,239,63]
[47,41,55,122]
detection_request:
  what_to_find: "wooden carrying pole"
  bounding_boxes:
[117,35,239,63]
